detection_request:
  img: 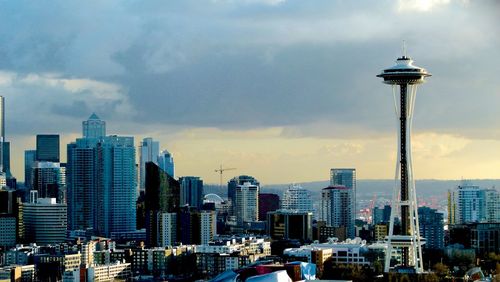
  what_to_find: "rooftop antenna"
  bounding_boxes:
[402,40,407,58]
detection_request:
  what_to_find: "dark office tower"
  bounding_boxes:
[418,207,444,250]
[24,150,36,189]
[67,140,96,231]
[179,176,203,209]
[36,134,60,162]
[227,175,260,208]
[372,205,392,224]
[267,210,313,241]
[145,162,180,247]
[258,193,280,221]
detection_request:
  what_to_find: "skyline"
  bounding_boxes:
[1,1,499,184]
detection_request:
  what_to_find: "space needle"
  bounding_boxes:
[377,48,431,273]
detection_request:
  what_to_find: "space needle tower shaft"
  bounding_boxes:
[377,51,431,273]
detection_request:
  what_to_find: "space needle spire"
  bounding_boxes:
[377,48,431,273]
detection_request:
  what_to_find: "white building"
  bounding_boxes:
[158,212,177,247]
[200,210,217,245]
[281,184,314,214]
[485,188,500,223]
[234,182,259,225]
[87,261,131,282]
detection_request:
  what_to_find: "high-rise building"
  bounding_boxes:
[82,113,106,138]
[158,212,177,247]
[450,182,485,224]
[417,207,444,250]
[378,52,430,273]
[23,195,67,245]
[31,162,65,201]
[330,169,356,233]
[281,184,314,214]
[158,150,175,177]
[0,96,4,174]
[485,189,500,223]
[200,210,217,245]
[227,175,260,209]
[258,193,280,221]
[24,150,36,189]
[179,176,204,209]
[448,182,499,225]
[96,136,136,237]
[234,182,259,225]
[267,210,313,241]
[67,115,136,237]
[139,138,160,191]
[145,162,180,247]
[321,185,354,240]
[36,134,60,162]
[67,139,97,231]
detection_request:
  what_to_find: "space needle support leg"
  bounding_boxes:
[400,83,409,267]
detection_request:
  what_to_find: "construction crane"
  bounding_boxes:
[214,165,236,190]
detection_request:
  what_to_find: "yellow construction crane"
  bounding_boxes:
[214,165,236,190]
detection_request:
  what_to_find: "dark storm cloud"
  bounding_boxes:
[0,0,499,138]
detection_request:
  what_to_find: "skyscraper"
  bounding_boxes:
[330,169,356,235]
[145,162,180,247]
[36,134,60,162]
[139,138,160,191]
[158,150,175,177]
[24,150,36,189]
[82,113,106,138]
[320,185,354,241]
[234,182,259,225]
[179,176,204,209]
[281,184,314,214]
[227,175,260,209]
[378,52,430,273]
[67,115,136,237]
[0,96,4,174]
[96,136,136,237]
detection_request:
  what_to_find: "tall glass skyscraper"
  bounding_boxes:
[139,138,160,191]
[179,176,204,209]
[158,150,174,178]
[67,115,136,237]
[24,150,36,189]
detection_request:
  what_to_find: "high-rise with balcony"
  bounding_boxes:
[234,182,259,225]
[281,184,314,214]
[321,185,354,240]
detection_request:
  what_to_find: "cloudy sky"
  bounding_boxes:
[1,0,499,184]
